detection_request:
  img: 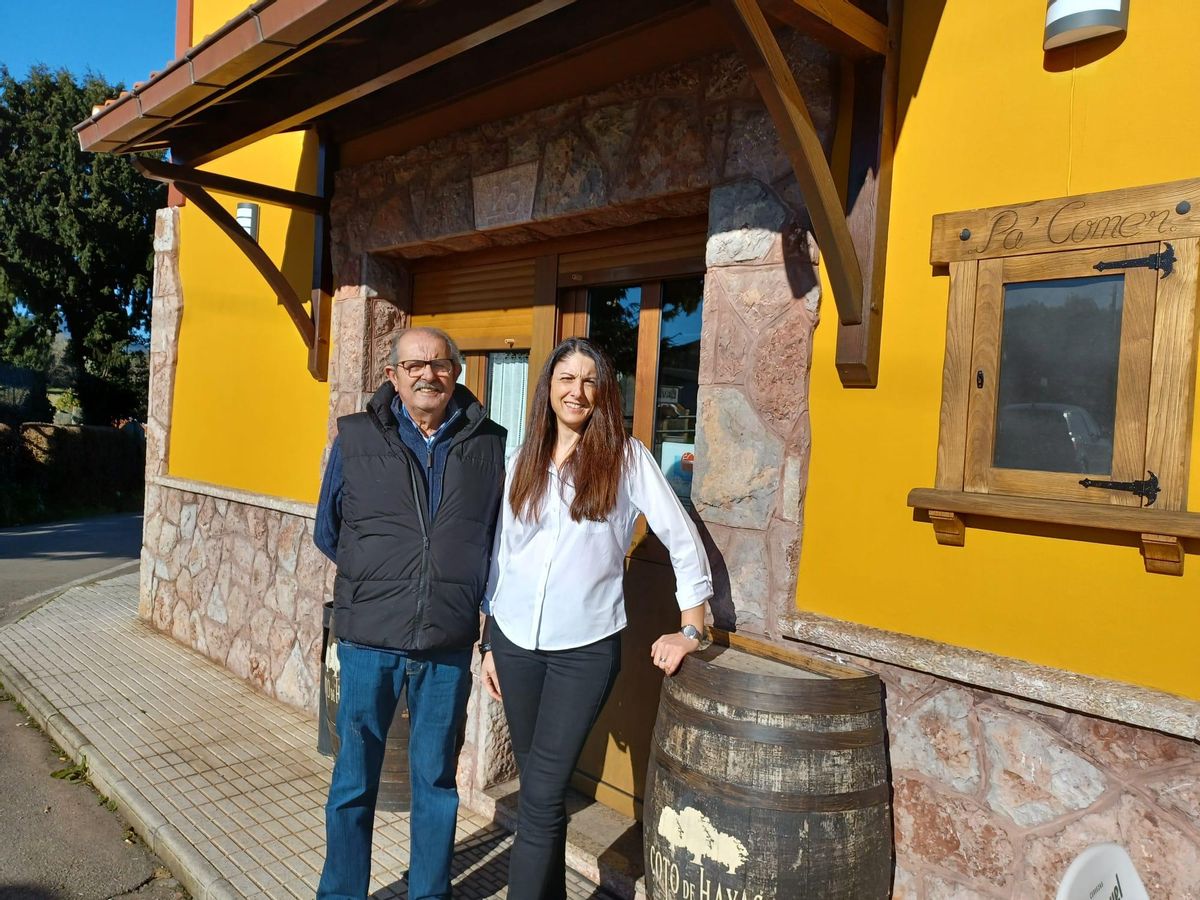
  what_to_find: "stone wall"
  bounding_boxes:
[818,648,1200,897]
[330,33,835,269]
[144,482,331,712]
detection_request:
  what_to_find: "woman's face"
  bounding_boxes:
[549,352,598,434]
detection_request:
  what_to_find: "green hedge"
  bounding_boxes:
[0,423,144,526]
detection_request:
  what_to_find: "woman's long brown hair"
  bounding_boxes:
[509,338,630,523]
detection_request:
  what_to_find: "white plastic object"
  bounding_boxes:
[1056,842,1150,900]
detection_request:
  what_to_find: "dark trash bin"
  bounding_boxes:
[318,601,412,812]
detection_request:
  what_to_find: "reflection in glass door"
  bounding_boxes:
[585,285,642,433]
[655,277,703,503]
[581,276,703,502]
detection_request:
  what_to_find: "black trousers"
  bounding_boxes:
[492,624,622,900]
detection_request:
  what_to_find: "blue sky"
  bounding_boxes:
[0,0,175,90]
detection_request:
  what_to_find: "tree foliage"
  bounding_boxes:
[0,65,164,423]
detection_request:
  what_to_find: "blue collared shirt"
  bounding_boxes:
[314,395,462,563]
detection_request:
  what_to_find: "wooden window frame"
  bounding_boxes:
[558,271,702,446]
[965,245,1156,506]
[910,179,1200,574]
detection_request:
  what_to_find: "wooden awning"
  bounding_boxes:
[78,0,897,387]
[75,0,708,164]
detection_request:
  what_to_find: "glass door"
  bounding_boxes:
[570,275,704,503]
[565,272,704,817]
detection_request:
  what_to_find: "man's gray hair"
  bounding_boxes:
[388,326,463,369]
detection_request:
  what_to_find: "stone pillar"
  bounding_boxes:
[140,208,184,620]
[692,179,820,638]
[458,659,518,811]
[325,253,411,438]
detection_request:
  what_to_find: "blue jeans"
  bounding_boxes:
[318,641,473,900]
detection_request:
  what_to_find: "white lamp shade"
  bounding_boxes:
[235,202,260,241]
[1045,0,1129,50]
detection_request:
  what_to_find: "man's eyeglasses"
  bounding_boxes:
[395,358,455,377]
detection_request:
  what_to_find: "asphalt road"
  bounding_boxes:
[0,511,186,899]
[0,695,187,900]
[0,513,143,626]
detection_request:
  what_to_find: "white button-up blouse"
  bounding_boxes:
[482,439,713,651]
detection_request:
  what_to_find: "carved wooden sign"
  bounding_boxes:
[931,178,1200,264]
[472,161,539,230]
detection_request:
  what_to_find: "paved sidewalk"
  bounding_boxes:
[0,574,607,900]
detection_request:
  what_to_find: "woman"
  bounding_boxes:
[479,337,712,900]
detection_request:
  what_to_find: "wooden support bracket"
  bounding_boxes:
[172,181,316,349]
[714,0,864,329]
[928,510,965,547]
[308,134,336,381]
[834,0,900,388]
[135,152,334,379]
[760,0,888,58]
[1141,533,1184,576]
[133,157,328,213]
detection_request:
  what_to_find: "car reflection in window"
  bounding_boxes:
[993,403,1114,475]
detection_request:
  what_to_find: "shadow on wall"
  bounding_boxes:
[893,0,946,145]
[281,128,322,343]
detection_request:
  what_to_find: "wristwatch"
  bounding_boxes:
[679,624,710,649]
[478,641,493,656]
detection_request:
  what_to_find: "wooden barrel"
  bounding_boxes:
[321,610,412,814]
[643,638,891,899]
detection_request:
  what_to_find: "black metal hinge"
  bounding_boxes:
[1094,243,1175,278]
[1079,471,1160,506]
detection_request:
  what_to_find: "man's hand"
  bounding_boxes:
[481,651,502,701]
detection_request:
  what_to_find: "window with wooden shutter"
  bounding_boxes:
[910,180,1200,574]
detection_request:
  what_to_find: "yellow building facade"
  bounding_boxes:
[805,0,1200,699]
[167,0,327,502]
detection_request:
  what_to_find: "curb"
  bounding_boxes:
[0,645,232,900]
[5,559,140,623]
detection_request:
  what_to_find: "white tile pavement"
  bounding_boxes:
[0,574,611,900]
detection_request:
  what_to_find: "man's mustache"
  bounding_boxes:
[414,380,445,392]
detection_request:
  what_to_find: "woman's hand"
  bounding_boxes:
[650,631,701,676]
[481,651,502,701]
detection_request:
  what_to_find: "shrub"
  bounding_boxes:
[0,424,144,525]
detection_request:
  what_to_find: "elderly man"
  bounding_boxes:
[314,326,506,900]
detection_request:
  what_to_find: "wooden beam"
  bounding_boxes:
[133,157,328,213]
[834,0,900,387]
[309,134,336,381]
[528,254,559,416]
[760,0,888,58]
[173,181,316,348]
[632,281,663,445]
[714,0,864,326]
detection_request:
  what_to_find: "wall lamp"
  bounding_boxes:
[1044,0,1129,50]
[236,202,260,242]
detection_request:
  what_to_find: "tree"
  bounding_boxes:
[0,297,52,372]
[0,66,164,423]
